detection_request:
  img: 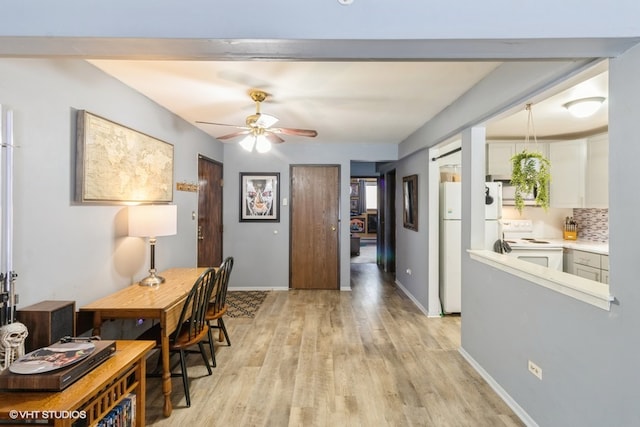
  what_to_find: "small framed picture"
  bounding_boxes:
[350,182,359,196]
[239,172,280,222]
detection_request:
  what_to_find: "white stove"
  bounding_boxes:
[501,219,563,270]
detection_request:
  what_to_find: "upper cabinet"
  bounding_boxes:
[487,135,608,209]
[549,134,608,208]
[486,141,549,177]
[585,133,609,208]
[549,139,587,208]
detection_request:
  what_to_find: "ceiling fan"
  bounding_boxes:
[196,90,318,153]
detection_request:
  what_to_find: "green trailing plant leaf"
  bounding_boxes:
[510,149,551,213]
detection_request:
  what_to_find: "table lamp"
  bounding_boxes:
[128,204,177,286]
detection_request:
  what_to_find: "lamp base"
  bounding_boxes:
[138,273,165,287]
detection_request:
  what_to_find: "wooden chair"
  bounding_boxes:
[139,267,217,407]
[205,256,233,368]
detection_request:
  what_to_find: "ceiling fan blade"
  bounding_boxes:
[217,130,251,140]
[271,127,318,138]
[265,132,285,144]
[196,120,249,131]
[254,113,279,128]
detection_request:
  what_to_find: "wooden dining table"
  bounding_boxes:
[79,267,208,417]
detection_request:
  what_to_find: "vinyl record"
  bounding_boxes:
[9,342,96,374]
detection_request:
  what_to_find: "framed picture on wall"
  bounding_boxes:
[350,182,359,197]
[403,174,418,231]
[75,110,174,204]
[239,172,280,222]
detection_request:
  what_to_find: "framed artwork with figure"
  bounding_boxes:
[240,172,280,222]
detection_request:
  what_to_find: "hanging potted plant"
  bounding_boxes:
[510,149,550,213]
[509,103,551,214]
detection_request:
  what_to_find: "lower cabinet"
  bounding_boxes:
[565,248,609,284]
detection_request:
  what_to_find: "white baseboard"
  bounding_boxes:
[458,347,538,427]
[394,279,441,318]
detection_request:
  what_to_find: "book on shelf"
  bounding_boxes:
[94,392,136,427]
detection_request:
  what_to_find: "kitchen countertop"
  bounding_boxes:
[562,240,609,255]
[506,238,609,255]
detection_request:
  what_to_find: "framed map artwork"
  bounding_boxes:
[75,110,174,203]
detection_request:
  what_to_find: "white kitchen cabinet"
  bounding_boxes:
[585,133,609,208]
[601,254,609,284]
[571,249,609,284]
[486,141,549,177]
[548,134,608,209]
[549,139,587,208]
[575,264,601,282]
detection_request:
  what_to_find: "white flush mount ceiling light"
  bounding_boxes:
[563,97,606,118]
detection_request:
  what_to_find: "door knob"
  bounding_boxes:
[331,226,337,231]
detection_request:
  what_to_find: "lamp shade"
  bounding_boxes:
[128,204,177,237]
[255,135,272,153]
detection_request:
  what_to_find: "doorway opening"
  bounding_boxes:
[350,177,378,264]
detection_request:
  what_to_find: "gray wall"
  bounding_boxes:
[222,142,396,291]
[0,59,222,311]
[394,148,430,310]
[456,45,640,427]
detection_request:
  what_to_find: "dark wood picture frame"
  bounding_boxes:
[403,174,418,231]
[239,172,280,222]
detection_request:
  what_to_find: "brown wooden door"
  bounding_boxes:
[197,155,223,267]
[383,170,396,273]
[290,165,340,289]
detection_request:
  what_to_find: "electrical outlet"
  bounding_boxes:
[528,360,542,380]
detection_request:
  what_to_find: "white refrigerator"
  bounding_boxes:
[439,182,502,313]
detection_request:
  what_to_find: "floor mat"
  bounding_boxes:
[226,291,270,318]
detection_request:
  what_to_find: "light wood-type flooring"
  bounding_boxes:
[145,263,524,426]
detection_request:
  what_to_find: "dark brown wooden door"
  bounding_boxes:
[383,170,396,273]
[290,165,340,289]
[197,155,223,267]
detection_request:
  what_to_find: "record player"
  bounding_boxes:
[0,337,116,391]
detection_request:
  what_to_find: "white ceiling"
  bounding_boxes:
[88,59,609,147]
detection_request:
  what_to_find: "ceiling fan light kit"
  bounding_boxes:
[255,136,272,153]
[563,96,606,118]
[196,89,318,153]
[239,135,256,152]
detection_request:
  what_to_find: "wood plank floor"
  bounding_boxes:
[145,264,524,426]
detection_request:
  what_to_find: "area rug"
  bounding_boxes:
[226,291,270,318]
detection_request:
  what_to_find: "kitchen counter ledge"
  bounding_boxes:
[469,249,613,311]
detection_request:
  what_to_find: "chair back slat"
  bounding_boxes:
[210,257,234,313]
[174,267,217,342]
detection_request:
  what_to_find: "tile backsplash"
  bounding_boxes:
[573,208,609,243]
